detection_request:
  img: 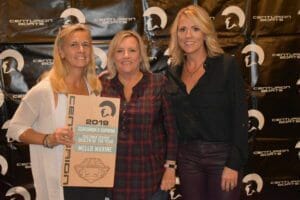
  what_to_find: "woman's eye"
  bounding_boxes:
[178,27,186,32]
[82,42,90,48]
[193,27,200,31]
[70,43,79,48]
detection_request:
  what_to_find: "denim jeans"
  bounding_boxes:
[151,189,169,200]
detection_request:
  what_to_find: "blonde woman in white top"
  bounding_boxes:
[7,24,105,200]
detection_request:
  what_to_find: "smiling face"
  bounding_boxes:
[59,30,92,70]
[177,14,206,56]
[113,36,141,76]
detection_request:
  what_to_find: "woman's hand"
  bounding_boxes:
[221,167,238,192]
[160,167,176,191]
[48,126,74,147]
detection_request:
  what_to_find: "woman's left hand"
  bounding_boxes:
[221,167,238,192]
[160,168,176,191]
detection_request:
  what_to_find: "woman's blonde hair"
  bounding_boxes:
[49,23,101,95]
[106,30,151,79]
[169,5,224,67]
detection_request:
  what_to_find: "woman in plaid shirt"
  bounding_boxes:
[100,30,178,200]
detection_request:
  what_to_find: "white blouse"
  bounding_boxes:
[7,78,91,200]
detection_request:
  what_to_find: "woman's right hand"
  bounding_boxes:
[48,126,74,147]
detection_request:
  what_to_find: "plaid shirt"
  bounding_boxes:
[101,72,177,200]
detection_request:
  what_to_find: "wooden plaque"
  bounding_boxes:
[61,95,120,187]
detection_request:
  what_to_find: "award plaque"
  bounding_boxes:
[61,94,120,187]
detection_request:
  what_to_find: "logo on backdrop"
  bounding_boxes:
[8,19,53,27]
[243,173,263,196]
[0,49,24,73]
[242,44,265,87]
[221,6,245,30]
[0,155,8,175]
[271,117,300,124]
[99,101,116,118]
[5,186,31,200]
[60,8,86,25]
[93,47,107,71]
[0,49,28,93]
[253,14,291,22]
[272,52,300,60]
[248,109,265,133]
[143,7,167,31]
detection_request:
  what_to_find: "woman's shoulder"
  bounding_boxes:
[24,78,51,98]
[209,53,235,62]
[208,54,238,73]
[146,72,168,87]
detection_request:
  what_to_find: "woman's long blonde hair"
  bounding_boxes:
[49,23,101,95]
[169,5,224,67]
[106,30,151,79]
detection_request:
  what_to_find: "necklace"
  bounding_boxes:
[184,63,204,78]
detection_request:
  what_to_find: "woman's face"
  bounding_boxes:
[60,30,92,70]
[177,14,206,56]
[114,36,141,75]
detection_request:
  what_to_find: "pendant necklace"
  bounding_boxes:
[184,63,204,78]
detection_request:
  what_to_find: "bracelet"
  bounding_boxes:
[43,134,53,148]
[164,163,177,169]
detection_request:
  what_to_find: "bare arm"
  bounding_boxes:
[19,126,74,148]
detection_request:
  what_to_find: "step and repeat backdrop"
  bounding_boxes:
[0,0,299,199]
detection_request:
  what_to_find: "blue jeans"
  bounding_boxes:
[151,189,169,200]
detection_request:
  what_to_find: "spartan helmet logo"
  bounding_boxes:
[221,6,245,30]
[242,173,263,196]
[93,47,107,71]
[0,49,28,93]
[143,7,167,31]
[5,186,31,200]
[0,49,24,74]
[242,44,265,87]
[248,109,265,133]
[60,8,86,25]
[0,155,8,176]
[99,101,116,118]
